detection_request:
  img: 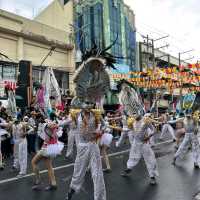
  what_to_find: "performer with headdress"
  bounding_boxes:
[65,102,106,200]
[172,110,200,168]
[65,44,118,199]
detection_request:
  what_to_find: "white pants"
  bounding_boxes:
[127,140,159,178]
[19,138,27,174]
[160,124,176,140]
[0,138,2,166]
[175,132,200,163]
[66,130,79,157]
[116,131,134,147]
[147,128,155,146]
[70,142,106,200]
[13,140,20,168]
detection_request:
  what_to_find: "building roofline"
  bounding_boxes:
[34,0,64,20]
[0,26,74,51]
[0,8,71,35]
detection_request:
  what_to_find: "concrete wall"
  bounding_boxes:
[0,8,75,90]
[35,0,74,33]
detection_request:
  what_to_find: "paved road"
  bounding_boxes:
[1,140,200,200]
[0,132,169,181]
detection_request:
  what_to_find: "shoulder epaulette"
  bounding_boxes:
[70,109,81,118]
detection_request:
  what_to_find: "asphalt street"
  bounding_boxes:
[1,139,200,200]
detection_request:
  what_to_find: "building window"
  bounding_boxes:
[109,0,122,57]
[0,61,17,81]
[0,65,2,79]
[54,70,69,90]
[32,66,69,93]
[32,69,41,83]
[125,17,136,69]
[64,0,70,4]
[77,2,103,53]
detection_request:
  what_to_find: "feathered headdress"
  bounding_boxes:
[72,37,121,108]
[118,80,145,116]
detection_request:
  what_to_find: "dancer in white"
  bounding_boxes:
[121,114,159,185]
[59,110,79,159]
[159,113,176,141]
[12,117,33,177]
[115,114,134,147]
[172,111,200,168]
[12,119,22,171]
[0,117,9,170]
[65,103,106,200]
[0,132,2,170]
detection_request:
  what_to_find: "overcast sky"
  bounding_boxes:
[0,0,199,63]
[124,0,200,63]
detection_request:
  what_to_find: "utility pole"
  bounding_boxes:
[178,49,194,109]
[40,46,56,66]
[167,54,170,67]
[178,49,194,67]
[142,35,169,114]
[152,39,155,70]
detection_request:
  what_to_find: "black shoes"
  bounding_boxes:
[150,177,157,185]
[172,157,176,165]
[103,168,112,173]
[194,163,200,169]
[65,188,75,200]
[121,168,132,177]
[32,183,57,191]
[45,185,57,191]
[32,183,42,191]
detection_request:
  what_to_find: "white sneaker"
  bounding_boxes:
[16,173,26,178]
[150,177,157,185]
[115,141,119,148]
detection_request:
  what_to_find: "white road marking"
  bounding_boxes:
[0,139,173,185]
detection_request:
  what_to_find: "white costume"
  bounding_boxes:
[12,123,29,175]
[68,111,106,200]
[174,117,200,166]
[148,127,155,147]
[100,120,113,147]
[116,115,134,147]
[160,115,176,140]
[116,128,134,147]
[126,118,159,178]
[0,118,8,168]
[59,116,79,158]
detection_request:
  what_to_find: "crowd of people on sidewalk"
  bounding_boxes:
[0,99,200,200]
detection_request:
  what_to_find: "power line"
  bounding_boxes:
[137,21,194,50]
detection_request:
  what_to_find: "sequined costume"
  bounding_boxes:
[67,110,106,200]
[174,117,200,167]
[122,116,159,182]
